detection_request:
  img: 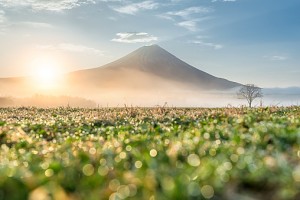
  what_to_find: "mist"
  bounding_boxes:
[0,45,299,108]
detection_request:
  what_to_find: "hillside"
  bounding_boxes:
[67,45,241,91]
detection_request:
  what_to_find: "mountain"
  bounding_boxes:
[0,45,243,106]
[67,45,241,91]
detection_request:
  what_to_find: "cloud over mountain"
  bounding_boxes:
[112,32,158,43]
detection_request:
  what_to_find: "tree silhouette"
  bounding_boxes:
[237,84,263,108]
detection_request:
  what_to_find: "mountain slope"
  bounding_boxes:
[0,45,241,102]
[68,45,241,91]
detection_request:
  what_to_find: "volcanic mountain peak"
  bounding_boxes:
[103,44,177,70]
[0,44,241,99]
[133,44,170,56]
[69,44,241,91]
[123,44,183,63]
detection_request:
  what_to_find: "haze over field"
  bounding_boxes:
[0,0,299,107]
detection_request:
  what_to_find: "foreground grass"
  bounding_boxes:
[0,106,300,200]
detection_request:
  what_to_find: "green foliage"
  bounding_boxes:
[0,107,300,200]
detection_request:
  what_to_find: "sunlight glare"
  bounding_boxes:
[31,57,62,89]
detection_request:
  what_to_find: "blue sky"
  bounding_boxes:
[0,0,299,87]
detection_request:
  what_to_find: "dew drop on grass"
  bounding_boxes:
[117,185,130,199]
[150,149,157,157]
[119,152,127,159]
[98,166,109,176]
[134,161,143,169]
[187,154,201,167]
[201,185,214,199]
[45,169,54,177]
[203,133,210,140]
[82,164,94,176]
[109,179,120,191]
[89,147,96,155]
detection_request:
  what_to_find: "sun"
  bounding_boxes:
[36,66,57,84]
[31,57,62,89]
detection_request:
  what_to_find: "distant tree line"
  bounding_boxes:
[0,95,97,108]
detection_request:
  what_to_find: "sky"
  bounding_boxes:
[0,0,299,88]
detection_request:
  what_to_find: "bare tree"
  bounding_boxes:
[237,84,263,108]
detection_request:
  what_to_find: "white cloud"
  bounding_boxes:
[177,20,198,31]
[0,12,53,34]
[196,35,211,39]
[165,7,213,19]
[0,0,96,11]
[36,43,104,55]
[112,32,158,43]
[19,21,54,28]
[264,55,288,61]
[190,40,223,50]
[0,10,6,23]
[158,7,213,32]
[0,10,7,34]
[112,1,159,15]
[176,17,210,31]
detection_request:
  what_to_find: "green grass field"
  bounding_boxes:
[1,107,300,200]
